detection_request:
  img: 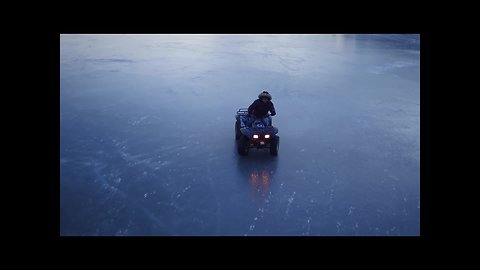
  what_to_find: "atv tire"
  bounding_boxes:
[238,135,249,156]
[235,120,241,140]
[270,135,279,156]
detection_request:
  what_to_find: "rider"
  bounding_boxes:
[247,91,276,127]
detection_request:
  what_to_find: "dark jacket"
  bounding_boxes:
[248,99,276,118]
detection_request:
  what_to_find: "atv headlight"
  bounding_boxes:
[253,134,259,139]
[265,134,270,139]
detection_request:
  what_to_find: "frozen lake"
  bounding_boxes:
[60,34,420,236]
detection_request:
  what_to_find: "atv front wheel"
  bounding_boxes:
[238,135,249,156]
[235,120,241,140]
[270,135,279,156]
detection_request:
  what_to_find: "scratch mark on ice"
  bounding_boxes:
[305,216,312,236]
[176,185,191,199]
[285,191,296,216]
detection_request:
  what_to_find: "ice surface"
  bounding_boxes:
[60,34,420,236]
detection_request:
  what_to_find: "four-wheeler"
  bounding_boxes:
[235,108,279,156]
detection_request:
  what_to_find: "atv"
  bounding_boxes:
[235,108,279,156]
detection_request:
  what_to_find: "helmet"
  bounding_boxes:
[258,91,272,100]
